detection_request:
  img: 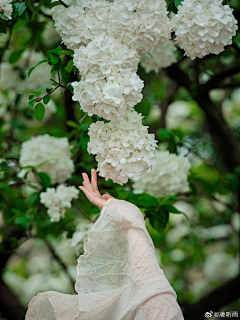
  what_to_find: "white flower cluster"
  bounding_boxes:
[40,185,79,222]
[19,134,74,185]
[171,0,238,59]
[70,221,93,254]
[87,111,157,185]
[0,0,13,20]
[51,0,170,183]
[133,150,191,197]
[140,40,177,73]
[52,0,171,121]
[0,50,54,92]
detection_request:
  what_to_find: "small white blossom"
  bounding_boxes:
[140,40,177,73]
[19,134,74,185]
[171,0,238,59]
[70,221,93,254]
[87,111,158,185]
[0,0,13,20]
[133,150,191,197]
[40,185,79,222]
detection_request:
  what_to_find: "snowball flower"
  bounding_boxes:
[133,150,191,197]
[109,0,172,53]
[87,111,158,185]
[51,0,112,50]
[0,0,13,20]
[19,134,74,185]
[40,185,79,222]
[72,71,143,121]
[73,34,140,76]
[0,50,54,92]
[140,41,177,73]
[171,0,238,59]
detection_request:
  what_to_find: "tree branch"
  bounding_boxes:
[43,238,75,289]
[201,65,240,93]
[0,278,26,320]
[181,274,240,320]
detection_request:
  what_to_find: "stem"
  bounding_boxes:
[58,0,69,8]
[73,206,94,223]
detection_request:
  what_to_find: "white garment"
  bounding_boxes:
[25,198,184,320]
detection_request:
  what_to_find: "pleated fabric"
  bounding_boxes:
[25,198,185,320]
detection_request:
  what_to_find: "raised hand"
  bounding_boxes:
[79,168,114,210]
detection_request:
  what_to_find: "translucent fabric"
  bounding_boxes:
[25,198,185,320]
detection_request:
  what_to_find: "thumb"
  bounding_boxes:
[102,194,115,201]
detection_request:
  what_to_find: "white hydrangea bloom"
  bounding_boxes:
[19,134,74,185]
[133,150,191,197]
[171,0,238,59]
[0,0,13,20]
[72,71,143,121]
[40,185,79,222]
[0,50,53,92]
[140,40,177,73]
[70,221,93,254]
[51,0,112,50]
[87,111,157,185]
[73,34,140,76]
[109,0,172,53]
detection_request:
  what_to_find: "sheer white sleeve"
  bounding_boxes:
[26,198,184,320]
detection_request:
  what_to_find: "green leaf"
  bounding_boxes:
[160,204,182,213]
[25,0,38,14]
[157,128,174,142]
[15,216,31,229]
[37,172,52,188]
[38,84,51,95]
[0,20,7,34]
[29,95,34,100]
[20,90,40,96]
[66,83,73,91]
[0,183,12,193]
[151,209,169,232]
[43,95,51,104]
[18,2,27,15]
[48,46,62,56]
[79,114,87,125]
[51,59,62,71]
[28,59,48,77]
[26,7,33,20]
[29,192,40,206]
[174,0,183,8]
[9,50,24,64]
[46,88,53,94]
[28,98,38,108]
[66,121,79,128]
[34,103,45,122]
[50,53,59,64]
[65,59,73,73]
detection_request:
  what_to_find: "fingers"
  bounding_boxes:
[79,186,94,203]
[79,186,106,210]
[82,172,93,192]
[91,169,102,197]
